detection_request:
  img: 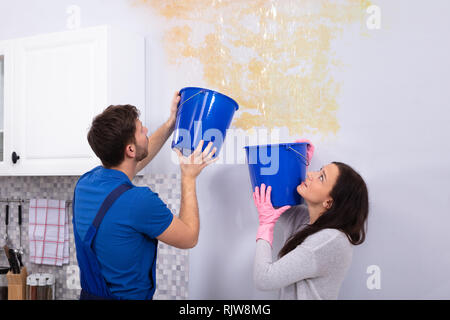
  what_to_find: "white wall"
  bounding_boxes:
[1,0,449,299]
[0,56,3,131]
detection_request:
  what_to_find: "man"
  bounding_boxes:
[72,92,217,300]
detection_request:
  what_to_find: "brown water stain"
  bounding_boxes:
[132,0,371,137]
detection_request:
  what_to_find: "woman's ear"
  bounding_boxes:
[323,198,333,210]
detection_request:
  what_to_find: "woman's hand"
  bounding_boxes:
[253,184,291,246]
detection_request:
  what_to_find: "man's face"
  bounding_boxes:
[134,119,149,162]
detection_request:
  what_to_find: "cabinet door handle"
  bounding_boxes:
[12,152,20,164]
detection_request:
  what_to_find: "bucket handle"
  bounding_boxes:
[177,89,206,113]
[287,146,310,166]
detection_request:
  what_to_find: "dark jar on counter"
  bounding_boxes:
[0,266,9,300]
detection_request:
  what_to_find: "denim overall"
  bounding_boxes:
[73,182,156,300]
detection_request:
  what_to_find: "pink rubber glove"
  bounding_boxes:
[253,184,291,247]
[294,139,315,167]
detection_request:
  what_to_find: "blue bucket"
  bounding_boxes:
[244,142,309,207]
[171,87,239,157]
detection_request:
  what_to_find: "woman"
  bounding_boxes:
[253,162,369,300]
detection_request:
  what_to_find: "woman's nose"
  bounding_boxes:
[306,172,313,180]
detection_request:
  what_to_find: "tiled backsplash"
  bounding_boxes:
[0,173,188,300]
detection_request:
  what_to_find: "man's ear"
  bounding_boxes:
[125,144,136,158]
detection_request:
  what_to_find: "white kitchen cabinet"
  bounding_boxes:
[0,40,14,175]
[0,25,145,176]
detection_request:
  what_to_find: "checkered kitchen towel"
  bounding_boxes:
[29,199,69,266]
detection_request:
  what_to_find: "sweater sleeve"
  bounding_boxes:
[253,239,317,291]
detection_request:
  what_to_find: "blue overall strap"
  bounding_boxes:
[83,184,132,245]
[73,182,132,300]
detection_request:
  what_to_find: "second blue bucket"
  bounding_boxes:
[171,87,239,157]
[244,142,309,207]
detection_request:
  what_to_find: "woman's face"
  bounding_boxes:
[297,163,340,211]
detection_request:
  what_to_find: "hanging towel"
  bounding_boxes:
[63,211,69,265]
[294,139,315,166]
[29,199,69,266]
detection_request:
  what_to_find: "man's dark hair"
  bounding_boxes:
[87,104,140,168]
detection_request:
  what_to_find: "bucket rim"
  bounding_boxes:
[180,86,239,111]
[243,142,309,149]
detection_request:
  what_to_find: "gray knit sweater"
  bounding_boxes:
[253,204,353,300]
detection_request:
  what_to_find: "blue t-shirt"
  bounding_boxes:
[73,166,173,300]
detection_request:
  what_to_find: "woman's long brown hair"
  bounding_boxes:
[278,162,369,258]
